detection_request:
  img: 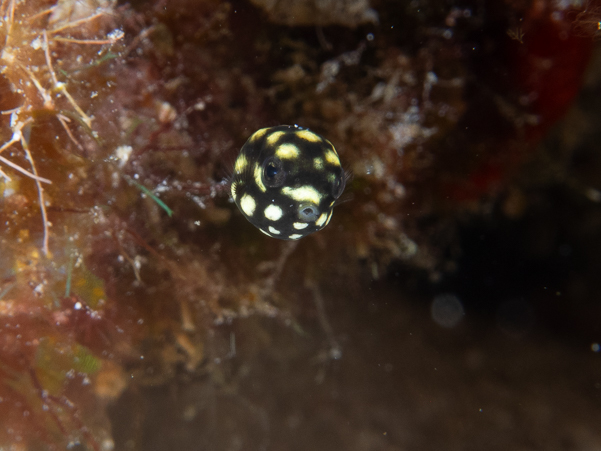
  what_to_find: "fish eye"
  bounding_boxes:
[332,175,345,198]
[262,157,285,187]
[298,203,320,222]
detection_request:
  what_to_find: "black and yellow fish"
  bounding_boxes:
[231,125,346,240]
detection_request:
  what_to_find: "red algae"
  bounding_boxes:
[0,0,135,448]
[0,0,596,449]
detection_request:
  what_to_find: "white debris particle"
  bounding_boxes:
[114,145,133,168]
[316,60,340,93]
[154,179,170,193]
[191,195,206,209]
[31,37,43,50]
[111,171,120,189]
[389,122,437,152]
[102,438,115,451]
[157,101,177,123]
[108,29,125,41]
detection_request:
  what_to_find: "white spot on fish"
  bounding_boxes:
[240,194,256,217]
[264,204,283,221]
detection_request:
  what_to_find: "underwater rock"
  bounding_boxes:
[248,0,378,26]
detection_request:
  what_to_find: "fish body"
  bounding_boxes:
[231,125,345,240]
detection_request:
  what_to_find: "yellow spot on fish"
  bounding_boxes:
[324,210,333,226]
[296,130,321,142]
[266,131,285,146]
[268,226,281,235]
[315,212,328,227]
[324,150,340,166]
[240,194,256,217]
[281,186,322,205]
[254,163,267,192]
[230,181,238,198]
[288,234,303,240]
[235,154,248,173]
[293,222,309,230]
[275,143,300,159]
[264,204,283,221]
[250,128,269,142]
[313,157,324,170]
